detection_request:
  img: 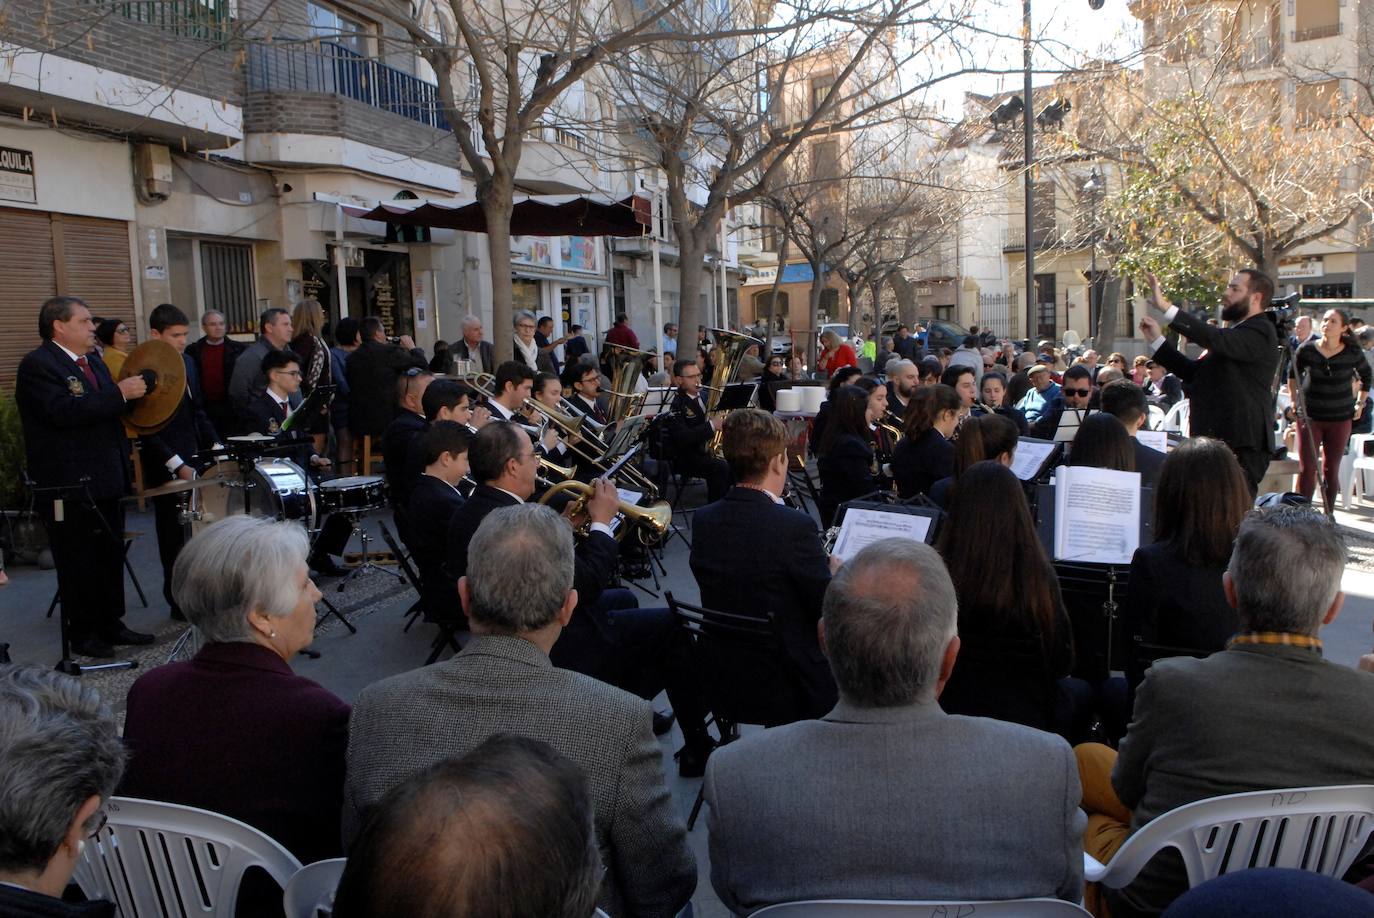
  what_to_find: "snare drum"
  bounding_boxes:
[192,459,318,534]
[317,475,388,514]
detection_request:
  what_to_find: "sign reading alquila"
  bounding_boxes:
[0,146,36,204]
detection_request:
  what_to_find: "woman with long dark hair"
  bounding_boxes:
[757,355,790,412]
[1292,308,1372,510]
[1124,438,1249,690]
[928,413,1019,507]
[1067,413,1136,472]
[816,384,877,527]
[890,384,960,499]
[810,365,863,452]
[975,370,1029,434]
[290,298,332,455]
[937,461,1074,732]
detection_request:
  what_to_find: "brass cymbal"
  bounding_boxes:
[119,339,184,434]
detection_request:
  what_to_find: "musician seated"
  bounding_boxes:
[891,384,960,500]
[886,358,919,419]
[1064,412,1136,473]
[1099,380,1166,489]
[407,421,472,627]
[917,355,943,386]
[381,367,433,518]
[397,378,489,492]
[816,384,879,527]
[485,360,534,424]
[927,413,1019,509]
[561,361,609,427]
[974,370,1029,435]
[690,410,838,747]
[663,358,730,502]
[531,371,584,473]
[810,366,862,450]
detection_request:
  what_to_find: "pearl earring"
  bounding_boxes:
[269,630,277,638]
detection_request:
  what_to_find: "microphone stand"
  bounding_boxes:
[29,479,139,676]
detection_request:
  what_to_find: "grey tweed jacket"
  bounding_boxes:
[343,634,696,917]
[704,698,1085,916]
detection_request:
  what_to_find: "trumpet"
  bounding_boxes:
[538,457,576,482]
[537,479,672,547]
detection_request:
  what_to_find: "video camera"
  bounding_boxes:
[1265,292,1301,335]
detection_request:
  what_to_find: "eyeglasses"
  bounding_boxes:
[275,369,302,377]
[1064,387,1091,397]
[88,809,109,840]
[516,323,536,331]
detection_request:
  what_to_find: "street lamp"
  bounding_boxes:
[1082,168,1103,337]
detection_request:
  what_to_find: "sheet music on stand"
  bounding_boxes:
[1051,466,1142,565]
[716,381,758,411]
[600,415,648,461]
[1010,437,1060,481]
[1054,408,1098,443]
[1136,429,1168,454]
[831,501,941,561]
[642,387,675,415]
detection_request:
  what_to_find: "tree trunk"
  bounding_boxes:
[888,271,918,327]
[677,230,707,348]
[1095,277,1123,354]
[868,280,883,346]
[766,235,790,339]
[479,176,516,365]
[807,258,826,369]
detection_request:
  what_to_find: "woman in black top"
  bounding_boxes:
[890,384,960,499]
[928,412,1019,508]
[937,461,1074,733]
[1124,437,1249,692]
[815,384,877,527]
[809,366,862,452]
[1293,308,1372,510]
[756,355,789,412]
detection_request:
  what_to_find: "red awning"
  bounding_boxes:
[341,193,651,237]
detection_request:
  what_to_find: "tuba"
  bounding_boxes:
[602,341,652,425]
[704,328,766,455]
[537,479,672,547]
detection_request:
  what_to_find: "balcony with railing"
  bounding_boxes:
[1002,223,1084,252]
[99,0,230,42]
[246,40,448,131]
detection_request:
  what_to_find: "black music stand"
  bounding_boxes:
[715,382,758,411]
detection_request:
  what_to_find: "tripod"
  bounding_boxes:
[334,511,403,592]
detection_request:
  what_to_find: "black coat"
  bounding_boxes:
[1131,438,1166,490]
[243,392,314,469]
[691,487,838,721]
[345,340,427,438]
[890,427,953,500]
[406,473,466,622]
[1144,373,1183,409]
[1151,310,1278,451]
[382,410,427,510]
[816,431,876,526]
[448,338,496,375]
[1124,540,1240,689]
[185,336,245,398]
[139,355,219,487]
[0,885,112,918]
[664,389,713,458]
[15,341,130,500]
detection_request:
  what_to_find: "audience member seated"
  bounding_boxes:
[1162,869,1374,918]
[0,664,124,918]
[815,384,877,527]
[1123,438,1247,692]
[407,422,472,626]
[1099,380,1165,488]
[1144,360,1182,409]
[381,367,434,519]
[1077,506,1374,917]
[344,504,696,916]
[334,734,602,918]
[690,410,839,754]
[1016,365,1062,426]
[890,384,960,500]
[1066,412,1137,472]
[704,539,1085,914]
[120,517,350,865]
[936,461,1078,735]
[928,413,1019,508]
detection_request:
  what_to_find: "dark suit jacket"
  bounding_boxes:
[244,392,314,469]
[344,635,696,917]
[139,355,219,487]
[1150,311,1278,451]
[1123,540,1238,689]
[15,341,130,500]
[691,488,838,720]
[816,432,876,526]
[891,427,953,500]
[664,389,713,459]
[382,410,427,510]
[407,473,466,622]
[0,885,112,918]
[120,641,351,863]
[1111,643,1374,916]
[345,340,427,438]
[449,338,496,374]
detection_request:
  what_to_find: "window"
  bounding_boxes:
[811,140,840,182]
[1296,80,1341,127]
[1294,0,1340,41]
[1032,181,1056,245]
[307,1,374,57]
[200,242,256,336]
[810,73,835,117]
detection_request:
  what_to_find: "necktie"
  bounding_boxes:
[76,355,99,389]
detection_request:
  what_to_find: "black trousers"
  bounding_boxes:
[40,496,126,639]
[677,453,731,503]
[1232,444,1272,497]
[152,492,188,615]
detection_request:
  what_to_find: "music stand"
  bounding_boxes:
[641,387,675,415]
[715,382,757,411]
[282,383,334,433]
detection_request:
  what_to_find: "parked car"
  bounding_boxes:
[920,318,972,353]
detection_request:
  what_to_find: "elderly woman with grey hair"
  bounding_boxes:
[0,664,124,917]
[119,517,350,867]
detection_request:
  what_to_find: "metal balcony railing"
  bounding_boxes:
[100,0,229,42]
[1293,22,1342,42]
[247,40,449,131]
[1002,224,1081,252]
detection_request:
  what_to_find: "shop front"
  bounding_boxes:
[510,234,609,350]
[302,246,416,339]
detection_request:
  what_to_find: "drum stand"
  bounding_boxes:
[334,511,404,592]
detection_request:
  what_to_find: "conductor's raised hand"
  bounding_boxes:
[1145,272,1173,314]
[1139,315,1161,341]
[117,375,148,400]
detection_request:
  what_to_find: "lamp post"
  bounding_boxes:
[1082,168,1103,337]
[1022,0,1035,347]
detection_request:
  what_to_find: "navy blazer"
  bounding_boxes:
[382,410,427,510]
[817,432,877,526]
[407,473,466,621]
[1151,311,1278,451]
[891,427,953,500]
[1124,540,1239,689]
[15,341,130,500]
[691,487,838,720]
[664,389,713,458]
[244,392,314,469]
[139,355,219,487]
[1131,438,1165,490]
[119,641,350,863]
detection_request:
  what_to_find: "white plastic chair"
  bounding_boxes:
[1083,784,1374,890]
[283,857,347,918]
[1160,399,1190,436]
[1341,433,1374,509]
[72,796,302,917]
[751,898,1090,916]
[1146,404,1166,431]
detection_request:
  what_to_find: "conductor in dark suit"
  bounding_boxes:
[690,410,838,730]
[345,317,427,440]
[1140,269,1279,491]
[139,303,219,620]
[406,422,471,625]
[663,358,730,502]
[15,295,152,658]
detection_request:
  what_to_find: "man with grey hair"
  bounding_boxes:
[345,504,696,917]
[0,664,125,916]
[1077,506,1374,916]
[704,539,1085,914]
[449,314,494,375]
[185,308,246,438]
